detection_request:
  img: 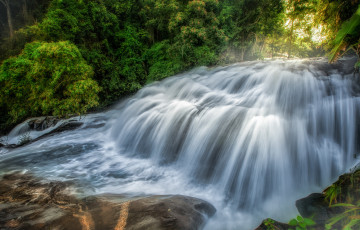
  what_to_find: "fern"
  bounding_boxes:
[329,5,360,63]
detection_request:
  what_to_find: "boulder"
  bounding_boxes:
[0,173,216,230]
[118,195,216,230]
[295,193,332,225]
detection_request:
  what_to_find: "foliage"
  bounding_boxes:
[144,40,183,82]
[34,0,148,103]
[325,183,342,206]
[0,41,100,124]
[322,170,360,229]
[168,0,227,66]
[328,4,360,65]
[288,215,316,230]
[325,202,360,230]
[140,0,180,43]
[263,218,276,230]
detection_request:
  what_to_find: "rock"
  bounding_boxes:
[3,119,83,149]
[255,218,290,230]
[119,195,216,230]
[296,193,332,225]
[49,121,83,134]
[26,116,82,134]
[0,173,216,230]
[330,170,360,202]
[27,116,60,131]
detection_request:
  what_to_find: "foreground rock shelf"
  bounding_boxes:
[0,173,216,230]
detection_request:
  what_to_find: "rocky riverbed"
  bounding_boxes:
[0,173,216,230]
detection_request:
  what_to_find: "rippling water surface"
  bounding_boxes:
[1,59,360,229]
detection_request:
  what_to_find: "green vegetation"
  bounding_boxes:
[325,183,342,206]
[0,41,100,126]
[325,202,360,230]
[323,169,360,230]
[328,4,360,68]
[263,218,276,230]
[288,215,316,230]
[0,0,359,131]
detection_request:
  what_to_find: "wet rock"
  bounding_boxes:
[121,195,216,230]
[26,116,82,134]
[3,119,83,149]
[0,173,216,230]
[49,121,83,134]
[296,193,332,225]
[330,170,360,202]
[27,117,60,131]
[255,218,290,230]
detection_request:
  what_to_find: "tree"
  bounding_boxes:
[168,0,226,65]
[0,0,14,38]
[0,41,101,123]
[285,0,318,58]
[22,0,30,22]
[222,0,285,60]
[140,0,180,43]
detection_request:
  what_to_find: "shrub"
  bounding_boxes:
[0,41,100,124]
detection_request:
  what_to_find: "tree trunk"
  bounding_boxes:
[23,0,30,23]
[259,41,265,55]
[0,0,14,39]
[288,20,294,59]
[240,47,245,61]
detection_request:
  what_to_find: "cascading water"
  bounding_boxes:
[0,58,359,229]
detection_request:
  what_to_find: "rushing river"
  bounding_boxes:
[1,58,360,229]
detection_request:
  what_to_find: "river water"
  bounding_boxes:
[1,58,360,229]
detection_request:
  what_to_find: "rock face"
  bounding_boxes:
[0,173,216,230]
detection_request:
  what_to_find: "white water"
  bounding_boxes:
[1,59,360,229]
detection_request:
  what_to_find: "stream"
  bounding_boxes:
[1,58,360,229]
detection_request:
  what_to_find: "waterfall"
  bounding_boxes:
[108,59,360,211]
[1,58,359,229]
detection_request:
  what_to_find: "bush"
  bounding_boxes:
[0,41,100,124]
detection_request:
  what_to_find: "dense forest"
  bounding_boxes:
[0,0,359,132]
